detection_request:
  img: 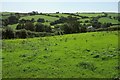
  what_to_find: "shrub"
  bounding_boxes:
[2,27,15,39]
[16,29,28,39]
[37,18,45,23]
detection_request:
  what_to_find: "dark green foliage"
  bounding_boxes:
[31,18,35,22]
[101,23,112,28]
[91,21,101,29]
[28,11,38,15]
[2,19,9,26]
[62,23,72,34]
[62,16,81,34]
[25,22,35,31]
[16,29,28,39]
[35,22,52,32]
[19,19,27,23]
[16,23,25,30]
[2,27,15,39]
[79,26,87,33]
[35,23,45,32]
[45,26,52,32]
[37,18,45,23]
[50,17,67,25]
[95,26,120,31]
[8,15,19,24]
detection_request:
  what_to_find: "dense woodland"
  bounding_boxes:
[0,11,120,39]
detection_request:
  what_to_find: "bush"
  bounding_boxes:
[35,23,45,32]
[37,18,45,23]
[2,27,15,39]
[16,29,28,38]
[25,22,35,31]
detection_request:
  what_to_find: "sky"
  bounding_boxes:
[0,1,119,13]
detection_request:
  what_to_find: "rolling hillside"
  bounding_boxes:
[2,31,118,78]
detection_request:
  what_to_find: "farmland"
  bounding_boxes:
[78,13,105,17]
[20,15,59,22]
[1,12,118,30]
[2,31,119,78]
[1,11,119,78]
[98,17,118,24]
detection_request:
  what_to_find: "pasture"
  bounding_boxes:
[20,15,59,22]
[78,13,105,17]
[2,31,119,78]
[98,17,118,24]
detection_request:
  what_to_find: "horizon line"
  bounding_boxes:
[0,11,118,13]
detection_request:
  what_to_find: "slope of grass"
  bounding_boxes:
[108,13,118,17]
[8,24,18,30]
[0,12,15,19]
[49,13,70,17]
[79,13,105,17]
[20,15,59,22]
[2,31,118,78]
[98,17,118,24]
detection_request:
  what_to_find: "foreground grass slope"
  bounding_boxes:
[2,31,119,78]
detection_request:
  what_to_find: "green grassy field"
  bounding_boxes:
[49,13,70,17]
[78,13,105,17]
[98,17,118,24]
[0,12,15,19]
[2,31,119,78]
[20,15,59,22]
[108,13,118,17]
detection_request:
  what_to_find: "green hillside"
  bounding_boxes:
[78,13,105,17]
[20,15,59,22]
[2,31,118,78]
[98,17,118,24]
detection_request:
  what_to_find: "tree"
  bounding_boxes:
[79,26,87,33]
[62,23,72,34]
[8,15,19,24]
[16,29,28,38]
[65,16,80,33]
[35,23,45,32]
[2,19,9,26]
[3,27,15,39]
[31,18,35,22]
[56,12,59,14]
[25,22,35,31]
[45,26,52,32]
[37,18,45,23]
[16,23,24,30]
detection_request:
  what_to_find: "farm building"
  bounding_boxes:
[87,26,95,32]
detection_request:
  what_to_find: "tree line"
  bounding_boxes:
[1,12,119,39]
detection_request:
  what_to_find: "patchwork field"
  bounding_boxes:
[2,31,119,78]
[98,17,118,24]
[20,15,59,22]
[78,13,105,17]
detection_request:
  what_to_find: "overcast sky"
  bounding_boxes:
[0,1,119,13]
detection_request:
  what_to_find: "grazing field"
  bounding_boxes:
[20,15,59,22]
[78,13,105,17]
[0,12,15,19]
[98,17,118,24]
[1,12,119,30]
[2,31,118,78]
[49,13,70,17]
[7,24,18,30]
[108,13,118,17]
